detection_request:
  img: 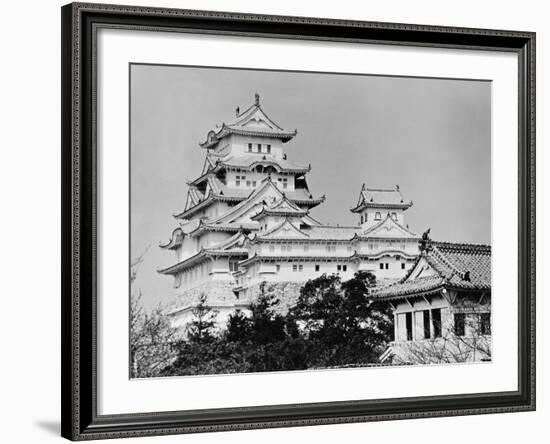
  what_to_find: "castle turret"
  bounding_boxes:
[351,184,413,229]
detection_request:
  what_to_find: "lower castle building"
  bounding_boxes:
[375,239,492,364]
[159,94,422,332]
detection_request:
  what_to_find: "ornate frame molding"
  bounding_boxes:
[61,2,535,440]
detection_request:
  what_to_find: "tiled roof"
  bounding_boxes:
[189,154,310,187]
[188,221,259,236]
[251,195,309,220]
[157,247,248,275]
[303,225,359,240]
[426,242,491,290]
[373,276,446,299]
[354,214,419,239]
[200,95,297,148]
[373,241,491,299]
[351,185,413,212]
[218,154,309,173]
[254,223,359,241]
[175,178,323,219]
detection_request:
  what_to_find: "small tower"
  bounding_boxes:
[351,184,413,229]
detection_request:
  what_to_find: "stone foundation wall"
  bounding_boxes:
[243,281,304,313]
[167,280,305,315]
[167,281,239,313]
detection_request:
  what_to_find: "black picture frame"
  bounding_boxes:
[61,2,536,440]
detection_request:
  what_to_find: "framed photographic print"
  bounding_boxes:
[61,2,536,440]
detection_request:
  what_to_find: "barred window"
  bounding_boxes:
[454,313,466,336]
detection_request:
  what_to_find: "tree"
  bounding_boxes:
[291,271,393,367]
[130,292,178,378]
[158,273,395,376]
[224,309,252,343]
[186,294,218,343]
[129,247,177,378]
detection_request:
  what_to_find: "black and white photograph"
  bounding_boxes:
[130,65,492,378]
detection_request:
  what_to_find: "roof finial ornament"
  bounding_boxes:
[235,106,240,117]
[254,92,260,106]
[396,184,400,191]
[420,228,432,252]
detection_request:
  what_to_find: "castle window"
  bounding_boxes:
[401,263,406,269]
[299,264,303,271]
[325,244,336,253]
[248,143,252,152]
[315,265,320,271]
[480,313,491,335]
[257,143,262,153]
[246,180,251,187]
[337,265,342,271]
[252,181,257,187]
[405,312,413,341]
[379,263,384,270]
[432,308,442,338]
[454,313,466,336]
[360,215,364,224]
[391,212,397,220]
[229,259,239,272]
[343,265,347,272]
[375,212,382,221]
[276,264,280,272]
[236,175,241,186]
[423,310,431,339]
[292,264,298,272]
[385,263,389,270]
[267,144,271,154]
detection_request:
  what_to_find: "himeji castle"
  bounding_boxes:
[159,94,422,330]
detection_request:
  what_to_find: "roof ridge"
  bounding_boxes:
[310,224,359,229]
[431,240,492,252]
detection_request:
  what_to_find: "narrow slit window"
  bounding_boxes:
[405,312,413,341]
[432,308,442,337]
[423,310,431,339]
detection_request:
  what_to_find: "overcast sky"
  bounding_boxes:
[131,64,491,309]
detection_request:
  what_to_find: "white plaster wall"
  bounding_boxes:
[361,208,406,228]
[226,134,284,159]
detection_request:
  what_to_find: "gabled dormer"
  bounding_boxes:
[198,93,297,161]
